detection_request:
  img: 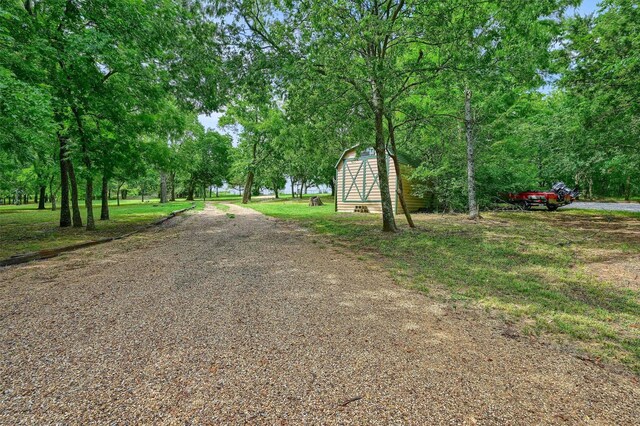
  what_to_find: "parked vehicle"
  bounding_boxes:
[507,182,579,211]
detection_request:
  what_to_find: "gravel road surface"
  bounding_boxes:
[561,202,640,212]
[1,204,638,424]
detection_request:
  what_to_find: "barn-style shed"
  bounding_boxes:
[335,145,427,214]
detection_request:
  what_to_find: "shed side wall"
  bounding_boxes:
[397,165,428,213]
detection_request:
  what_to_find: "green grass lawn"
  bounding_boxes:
[0,198,204,259]
[200,193,243,202]
[247,196,640,372]
[211,202,231,212]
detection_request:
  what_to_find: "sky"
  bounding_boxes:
[198,0,602,134]
[571,0,600,16]
[198,112,227,136]
[198,111,241,146]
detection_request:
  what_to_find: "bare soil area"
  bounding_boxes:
[1,204,638,424]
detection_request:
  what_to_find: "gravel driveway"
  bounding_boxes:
[561,201,640,212]
[1,204,638,424]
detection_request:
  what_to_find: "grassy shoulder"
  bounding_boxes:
[0,199,204,259]
[589,196,640,203]
[247,196,640,373]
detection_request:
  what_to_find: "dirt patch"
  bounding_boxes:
[587,256,640,291]
[550,214,640,243]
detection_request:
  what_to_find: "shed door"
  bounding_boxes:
[342,159,379,202]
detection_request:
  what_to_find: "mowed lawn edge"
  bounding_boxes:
[0,199,209,259]
[246,196,640,373]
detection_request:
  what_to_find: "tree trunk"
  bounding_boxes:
[203,185,206,201]
[141,184,145,203]
[70,105,92,228]
[624,175,631,201]
[100,174,109,220]
[216,186,219,197]
[387,115,415,228]
[274,186,279,199]
[38,185,46,210]
[80,143,95,230]
[160,172,168,203]
[464,86,480,220]
[169,172,176,201]
[85,176,95,230]
[59,135,71,226]
[243,141,260,204]
[67,160,82,227]
[309,196,323,206]
[291,179,295,198]
[242,170,254,204]
[373,107,396,232]
[117,183,123,206]
[330,179,335,197]
[186,181,194,201]
[49,176,57,212]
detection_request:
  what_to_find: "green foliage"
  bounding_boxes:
[183,129,233,191]
[553,0,640,198]
[0,68,54,161]
[221,98,286,198]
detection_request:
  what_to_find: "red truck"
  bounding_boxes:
[507,182,579,211]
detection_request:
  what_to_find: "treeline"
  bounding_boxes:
[222,0,638,231]
[406,0,639,211]
[2,1,638,233]
[0,0,232,230]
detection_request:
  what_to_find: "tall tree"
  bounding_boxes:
[221,101,283,204]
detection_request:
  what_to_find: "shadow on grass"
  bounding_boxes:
[249,199,640,372]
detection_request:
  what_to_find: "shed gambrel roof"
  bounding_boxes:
[334,144,421,169]
[334,144,361,169]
